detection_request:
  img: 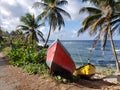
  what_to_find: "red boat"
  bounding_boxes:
[46,39,75,75]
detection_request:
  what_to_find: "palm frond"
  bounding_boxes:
[91,31,101,51]
[101,28,108,51]
[82,14,102,30]
[111,18,120,25]
[37,7,50,21]
[80,7,101,14]
[16,25,29,31]
[49,12,57,31]
[37,30,44,36]
[20,13,34,27]
[56,7,71,19]
[108,0,115,7]
[37,31,45,42]
[33,2,48,8]
[56,10,65,30]
[26,13,35,26]
[111,23,120,34]
[111,14,120,21]
[20,16,29,26]
[56,0,68,6]
[90,17,106,35]
[77,28,87,36]
[24,31,30,38]
[36,11,48,22]
[37,23,45,28]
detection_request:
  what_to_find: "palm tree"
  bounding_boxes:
[78,0,120,72]
[33,0,71,47]
[16,13,45,45]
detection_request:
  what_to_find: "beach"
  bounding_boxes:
[0,53,120,90]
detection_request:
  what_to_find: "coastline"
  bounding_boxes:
[8,65,120,90]
[0,53,120,90]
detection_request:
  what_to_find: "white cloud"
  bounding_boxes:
[0,0,39,32]
[64,0,81,20]
[64,0,91,21]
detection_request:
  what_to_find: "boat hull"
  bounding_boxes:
[46,39,75,74]
[73,63,95,78]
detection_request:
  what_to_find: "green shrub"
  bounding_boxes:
[23,63,47,74]
[36,48,46,63]
[8,46,46,64]
[7,43,47,74]
[8,48,25,66]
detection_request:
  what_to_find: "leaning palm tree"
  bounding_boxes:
[78,0,120,72]
[33,0,71,47]
[16,13,45,45]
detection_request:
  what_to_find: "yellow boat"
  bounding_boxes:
[73,63,95,78]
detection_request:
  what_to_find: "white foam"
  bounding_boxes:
[38,42,45,46]
[87,48,95,51]
[116,49,120,52]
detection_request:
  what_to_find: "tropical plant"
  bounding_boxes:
[8,45,47,74]
[78,0,120,72]
[33,0,71,47]
[0,28,10,48]
[0,29,4,44]
[8,45,47,67]
[16,13,45,45]
[0,28,7,49]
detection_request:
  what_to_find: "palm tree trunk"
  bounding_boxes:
[108,21,120,72]
[44,23,52,48]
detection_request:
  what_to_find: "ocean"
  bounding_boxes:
[48,40,120,69]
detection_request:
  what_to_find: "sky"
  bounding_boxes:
[0,0,120,40]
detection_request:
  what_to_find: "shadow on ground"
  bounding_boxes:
[70,78,119,89]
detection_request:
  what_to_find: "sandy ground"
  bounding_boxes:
[0,53,120,90]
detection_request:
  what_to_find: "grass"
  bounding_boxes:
[23,63,48,74]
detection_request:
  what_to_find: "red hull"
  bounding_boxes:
[46,39,75,74]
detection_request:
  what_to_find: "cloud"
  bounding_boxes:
[0,0,39,32]
[64,0,91,21]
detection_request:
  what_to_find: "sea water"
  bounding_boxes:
[48,40,120,69]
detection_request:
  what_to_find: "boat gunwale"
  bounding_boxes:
[75,63,95,70]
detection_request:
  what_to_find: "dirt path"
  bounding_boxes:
[0,53,20,90]
[0,53,120,90]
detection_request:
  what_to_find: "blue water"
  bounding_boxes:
[49,40,120,68]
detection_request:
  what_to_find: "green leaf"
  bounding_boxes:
[90,17,106,35]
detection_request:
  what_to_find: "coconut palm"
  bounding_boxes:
[33,0,71,47]
[78,0,120,72]
[16,13,45,45]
